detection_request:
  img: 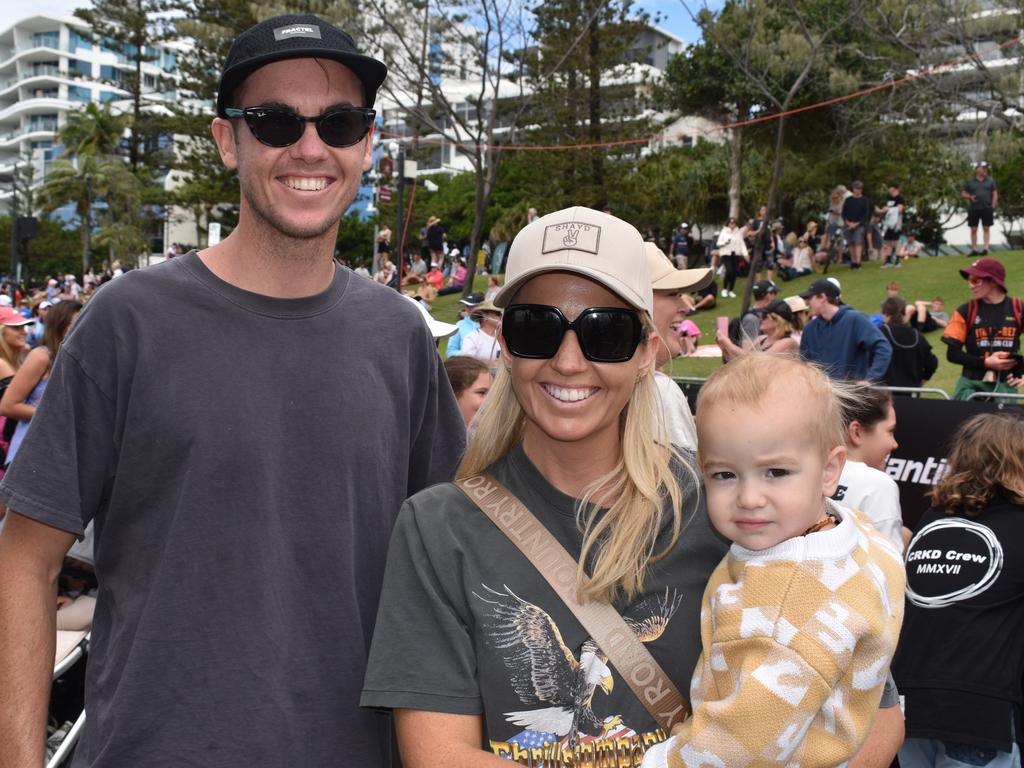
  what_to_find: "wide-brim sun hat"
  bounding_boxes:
[493,207,652,313]
[644,242,713,293]
[216,14,388,116]
[960,257,1007,292]
[403,295,458,339]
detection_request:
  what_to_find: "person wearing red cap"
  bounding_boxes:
[943,257,1024,400]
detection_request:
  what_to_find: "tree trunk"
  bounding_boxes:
[740,114,786,314]
[728,124,743,221]
[587,4,603,199]
[461,148,496,299]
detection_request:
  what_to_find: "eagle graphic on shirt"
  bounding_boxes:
[473,584,681,748]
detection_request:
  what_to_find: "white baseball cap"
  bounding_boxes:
[644,243,713,293]
[493,207,652,313]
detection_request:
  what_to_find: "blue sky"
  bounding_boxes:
[641,0,722,43]
[2,1,721,45]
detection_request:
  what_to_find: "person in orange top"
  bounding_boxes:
[942,258,1024,400]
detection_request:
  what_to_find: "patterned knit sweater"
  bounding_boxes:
[643,502,905,768]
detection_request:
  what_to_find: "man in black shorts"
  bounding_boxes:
[842,180,870,270]
[961,161,998,256]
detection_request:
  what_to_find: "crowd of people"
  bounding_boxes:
[1,13,1023,768]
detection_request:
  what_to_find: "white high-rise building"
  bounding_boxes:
[0,14,187,229]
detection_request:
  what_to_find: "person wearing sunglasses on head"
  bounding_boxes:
[0,14,466,768]
[362,208,728,766]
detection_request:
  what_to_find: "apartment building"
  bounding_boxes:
[0,14,186,245]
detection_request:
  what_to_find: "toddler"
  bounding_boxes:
[644,353,905,768]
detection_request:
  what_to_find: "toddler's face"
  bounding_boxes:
[698,390,844,550]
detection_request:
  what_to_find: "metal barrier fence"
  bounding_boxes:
[966,391,1024,403]
[878,386,951,400]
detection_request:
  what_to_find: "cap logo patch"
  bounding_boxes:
[273,24,322,41]
[542,223,601,254]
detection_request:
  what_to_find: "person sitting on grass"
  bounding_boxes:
[642,353,905,768]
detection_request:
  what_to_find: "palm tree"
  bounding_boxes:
[36,154,140,276]
[36,103,134,274]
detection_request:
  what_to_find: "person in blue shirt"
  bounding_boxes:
[445,291,483,356]
[799,279,892,381]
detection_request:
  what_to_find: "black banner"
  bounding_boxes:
[889,397,1021,530]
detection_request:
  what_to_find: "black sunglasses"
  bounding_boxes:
[223,106,375,148]
[502,304,645,363]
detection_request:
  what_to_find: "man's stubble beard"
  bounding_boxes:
[242,182,347,243]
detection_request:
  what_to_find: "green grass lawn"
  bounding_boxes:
[428,251,1023,396]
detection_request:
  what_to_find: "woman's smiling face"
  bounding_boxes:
[501,272,653,452]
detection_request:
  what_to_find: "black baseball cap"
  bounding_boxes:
[762,299,795,324]
[799,279,841,300]
[752,280,779,299]
[216,14,388,116]
[459,292,486,307]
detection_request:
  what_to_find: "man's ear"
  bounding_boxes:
[822,445,846,497]
[361,123,375,173]
[211,117,239,170]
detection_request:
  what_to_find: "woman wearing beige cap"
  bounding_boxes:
[362,208,725,765]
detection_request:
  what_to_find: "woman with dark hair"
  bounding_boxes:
[838,385,904,553]
[0,300,82,467]
[895,413,1024,768]
[443,355,492,426]
[879,296,937,388]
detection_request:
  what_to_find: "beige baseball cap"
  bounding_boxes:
[493,207,652,313]
[644,243,713,293]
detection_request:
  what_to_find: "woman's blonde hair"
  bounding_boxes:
[0,327,25,374]
[931,413,1024,515]
[765,311,797,339]
[458,314,697,603]
[696,352,854,458]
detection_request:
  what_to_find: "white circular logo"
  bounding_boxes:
[905,518,1003,608]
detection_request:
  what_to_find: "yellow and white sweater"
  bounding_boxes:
[644,502,905,768]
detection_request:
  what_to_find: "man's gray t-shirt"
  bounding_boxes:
[964,176,997,210]
[0,252,465,767]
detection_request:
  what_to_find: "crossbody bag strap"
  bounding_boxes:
[454,473,691,732]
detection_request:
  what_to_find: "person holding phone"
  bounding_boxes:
[943,258,1024,400]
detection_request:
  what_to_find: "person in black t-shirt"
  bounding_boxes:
[877,182,905,268]
[878,297,937,388]
[942,258,1024,400]
[841,180,870,270]
[895,413,1024,768]
[961,161,998,256]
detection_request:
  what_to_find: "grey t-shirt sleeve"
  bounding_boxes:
[361,493,482,714]
[406,337,466,496]
[0,339,117,536]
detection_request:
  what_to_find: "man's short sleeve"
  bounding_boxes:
[0,346,117,536]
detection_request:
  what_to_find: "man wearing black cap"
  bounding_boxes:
[799,278,892,381]
[943,257,1024,400]
[0,15,465,767]
[446,291,485,355]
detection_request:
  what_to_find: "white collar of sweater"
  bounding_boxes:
[728,498,858,562]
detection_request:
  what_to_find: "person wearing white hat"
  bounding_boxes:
[402,293,458,340]
[645,242,712,451]
[459,301,502,361]
[363,207,726,764]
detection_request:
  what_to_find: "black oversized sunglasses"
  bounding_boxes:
[223,106,375,148]
[502,304,645,363]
